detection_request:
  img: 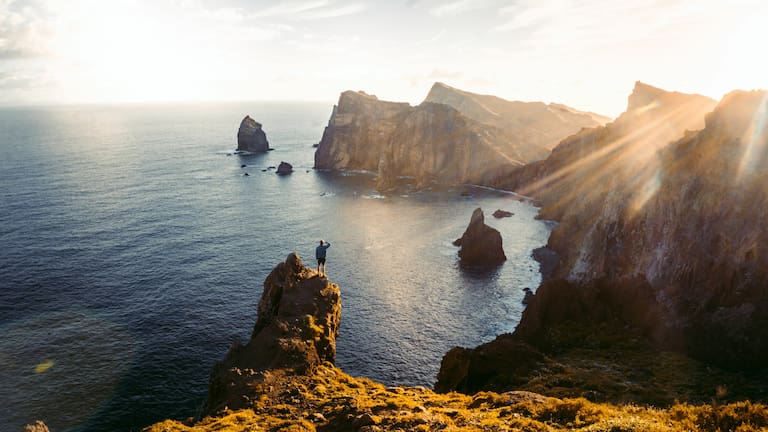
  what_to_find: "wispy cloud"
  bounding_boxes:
[248,0,330,18]
[414,29,446,45]
[0,0,54,59]
[0,69,50,91]
[298,3,366,20]
[430,0,495,17]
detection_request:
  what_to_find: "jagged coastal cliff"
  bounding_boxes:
[436,84,768,401]
[314,83,607,190]
[149,254,768,432]
[146,82,768,432]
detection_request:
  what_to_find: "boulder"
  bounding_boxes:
[492,209,513,218]
[454,208,506,266]
[276,161,293,175]
[237,115,270,152]
[203,253,341,414]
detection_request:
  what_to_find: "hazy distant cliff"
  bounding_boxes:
[425,82,610,152]
[496,82,718,220]
[314,85,609,189]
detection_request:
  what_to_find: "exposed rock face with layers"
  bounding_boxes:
[438,84,768,396]
[315,91,528,189]
[454,208,506,266]
[203,253,340,415]
[314,85,610,190]
[237,115,270,152]
[425,82,610,154]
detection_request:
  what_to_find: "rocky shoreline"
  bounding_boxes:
[144,81,768,431]
[146,253,768,432]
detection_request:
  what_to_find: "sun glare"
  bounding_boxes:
[48,2,229,103]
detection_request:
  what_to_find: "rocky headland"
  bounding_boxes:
[314,84,609,190]
[237,116,270,152]
[437,83,768,402]
[149,254,768,432]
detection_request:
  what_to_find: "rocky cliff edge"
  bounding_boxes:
[149,253,768,432]
[203,252,341,415]
[437,85,768,400]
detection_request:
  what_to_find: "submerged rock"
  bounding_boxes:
[454,208,506,266]
[237,116,270,152]
[276,161,293,175]
[492,209,514,218]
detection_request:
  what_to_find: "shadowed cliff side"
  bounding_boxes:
[437,85,768,400]
[149,255,768,432]
[203,252,341,415]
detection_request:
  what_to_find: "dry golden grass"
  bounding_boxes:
[146,364,768,432]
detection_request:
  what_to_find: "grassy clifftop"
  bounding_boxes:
[147,364,768,432]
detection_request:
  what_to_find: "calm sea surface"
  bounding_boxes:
[0,102,552,431]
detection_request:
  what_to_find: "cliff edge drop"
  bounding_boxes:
[203,252,340,415]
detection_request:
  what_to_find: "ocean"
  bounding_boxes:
[0,102,552,431]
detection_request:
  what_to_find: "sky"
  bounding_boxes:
[1,0,767,116]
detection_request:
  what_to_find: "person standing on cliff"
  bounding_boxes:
[316,240,331,276]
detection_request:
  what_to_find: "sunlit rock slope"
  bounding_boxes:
[149,254,768,432]
[438,84,768,399]
[425,82,610,152]
[314,84,609,190]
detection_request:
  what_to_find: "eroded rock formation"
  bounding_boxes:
[454,208,506,266]
[237,116,270,152]
[314,85,610,190]
[438,84,768,398]
[314,91,528,189]
[203,253,340,414]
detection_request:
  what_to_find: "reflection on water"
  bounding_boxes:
[0,103,551,431]
[0,310,136,431]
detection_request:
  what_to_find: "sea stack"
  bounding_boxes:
[237,115,270,152]
[454,208,506,266]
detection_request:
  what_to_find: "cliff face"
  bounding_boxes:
[314,84,611,190]
[203,253,340,415]
[425,82,610,152]
[314,91,531,188]
[438,85,768,397]
[535,89,768,368]
[496,82,718,221]
[149,257,768,432]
